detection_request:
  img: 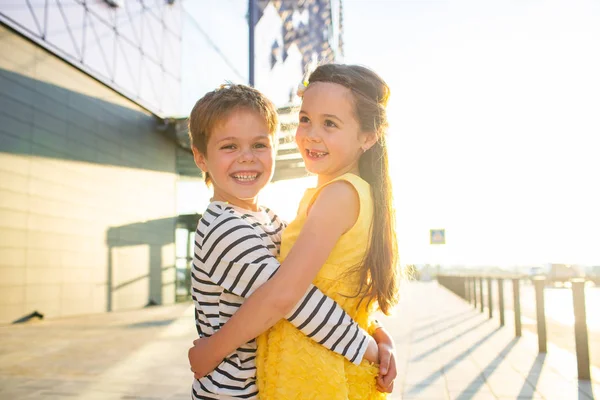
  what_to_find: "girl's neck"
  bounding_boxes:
[317,163,361,187]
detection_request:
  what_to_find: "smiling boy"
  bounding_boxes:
[187,84,380,399]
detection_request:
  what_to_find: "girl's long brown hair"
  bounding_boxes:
[307,64,399,315]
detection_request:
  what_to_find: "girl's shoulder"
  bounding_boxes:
[304,173,371,210]
[332,172,370,190]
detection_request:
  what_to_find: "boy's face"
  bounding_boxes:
[192,108,275,211]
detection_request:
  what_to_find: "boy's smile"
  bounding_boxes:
[230,170,261,183]
[192,108,275,211]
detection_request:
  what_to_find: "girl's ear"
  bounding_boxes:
[360,131,378,153]
[192,146,208,173]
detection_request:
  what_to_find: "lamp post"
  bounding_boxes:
[248,0,257,86]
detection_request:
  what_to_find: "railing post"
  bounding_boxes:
[533,276,547,353]
[571,278,591,380]
[479,277,484,313]
[487,277,493,319]
[468,277,472,302]
[498,278,505,326]
[473,277,477,309]
[512,278,521,337]
[465,276,470,302]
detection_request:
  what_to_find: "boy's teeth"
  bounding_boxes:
[233,174,258,181]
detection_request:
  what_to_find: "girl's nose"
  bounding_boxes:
[306,129,321,143]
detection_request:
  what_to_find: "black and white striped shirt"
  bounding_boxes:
[191,202,370,399]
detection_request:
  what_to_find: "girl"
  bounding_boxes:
[190,64,399,399]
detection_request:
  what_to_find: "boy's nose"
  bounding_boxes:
[238,148,255,162]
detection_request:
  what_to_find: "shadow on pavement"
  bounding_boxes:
[407,326,502,396]
[454,338,520,400]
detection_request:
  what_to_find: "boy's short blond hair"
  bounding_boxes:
[188,84,279,184]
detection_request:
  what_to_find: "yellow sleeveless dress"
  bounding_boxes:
[256,173,386,400]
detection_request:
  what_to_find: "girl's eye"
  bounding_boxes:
[254,142,269,149]
[324,119,338,128]
[299,115,310,123]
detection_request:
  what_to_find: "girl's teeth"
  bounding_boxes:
[308,150,326,158]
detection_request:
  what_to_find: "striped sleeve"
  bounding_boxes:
[195,212,370,365]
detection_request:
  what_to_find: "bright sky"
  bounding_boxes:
[342,0,600,267]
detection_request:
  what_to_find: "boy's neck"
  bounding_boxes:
[211,193,260,212]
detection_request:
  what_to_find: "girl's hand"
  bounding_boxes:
[376,341,396,393]
[188,337,222,380]
[372,327,397,393]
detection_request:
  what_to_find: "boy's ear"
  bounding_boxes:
[191,146,208,172]
[360,131,378,152]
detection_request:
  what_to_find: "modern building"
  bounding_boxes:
[0,0,343,324]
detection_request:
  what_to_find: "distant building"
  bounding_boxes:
[545,263,584,283]
[0,0,342,324]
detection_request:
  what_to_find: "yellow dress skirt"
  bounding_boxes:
[256,174,387,400]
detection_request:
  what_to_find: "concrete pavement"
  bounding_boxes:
[0,281,598,399]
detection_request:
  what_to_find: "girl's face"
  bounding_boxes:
[296,82,375,185]
[192,108,275,211]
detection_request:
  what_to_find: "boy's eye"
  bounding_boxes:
[324,119,338,128]
[299,115,310,123]
[220,144,236,150]
[254,142,269,149]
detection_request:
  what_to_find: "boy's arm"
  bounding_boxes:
[196,210,374,363]
[192,182,366,374]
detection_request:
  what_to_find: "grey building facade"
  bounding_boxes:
[0,0,343,324]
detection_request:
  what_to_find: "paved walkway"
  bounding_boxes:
[382,281,599,399]
[0,281,598,399]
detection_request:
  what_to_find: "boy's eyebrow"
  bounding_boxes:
[216,135,270,143]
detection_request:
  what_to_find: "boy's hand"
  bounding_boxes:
[188,337,222,380]
[372,327,397,393]
[363,336,379,364]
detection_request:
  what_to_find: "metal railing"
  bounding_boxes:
[437,274,592,380]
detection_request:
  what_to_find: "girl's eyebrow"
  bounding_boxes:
[299,110,342,122]
[323,114,342,121]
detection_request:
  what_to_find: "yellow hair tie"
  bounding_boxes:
[296,80,308,97]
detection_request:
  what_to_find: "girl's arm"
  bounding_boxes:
[191,200,376,368]
[192,181,364,373]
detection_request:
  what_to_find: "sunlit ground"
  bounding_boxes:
[541,286,600,330]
